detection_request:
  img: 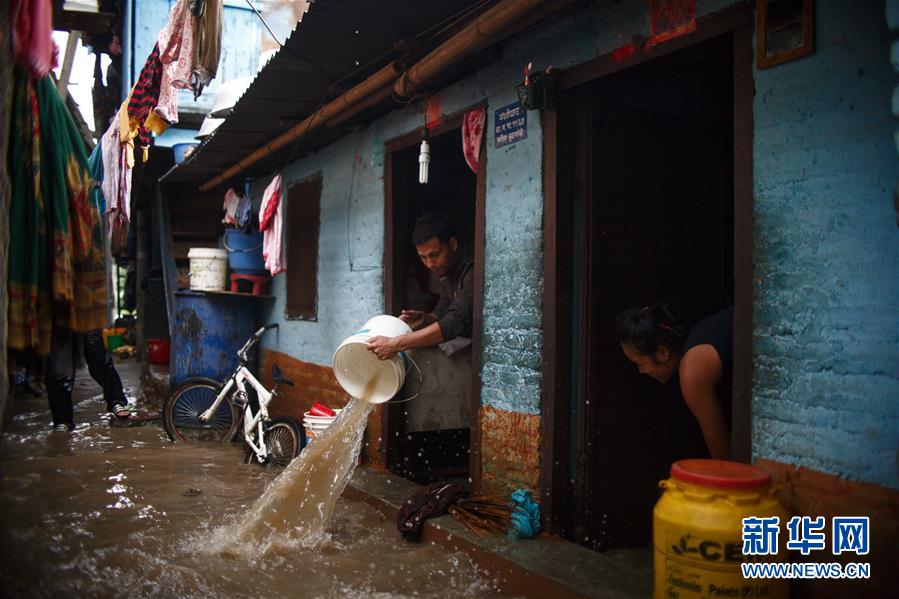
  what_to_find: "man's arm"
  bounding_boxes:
[399,309,437,330]
[368,322,444,359]
[679,344,730,460]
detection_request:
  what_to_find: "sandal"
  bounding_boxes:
[112,404,131,419]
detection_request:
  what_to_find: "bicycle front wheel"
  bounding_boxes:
[262,417,303,470]
[163,377,239,443]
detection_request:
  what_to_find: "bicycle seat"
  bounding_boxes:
[271,364,295,387]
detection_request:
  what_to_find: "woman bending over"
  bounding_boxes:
[616,302,733,460]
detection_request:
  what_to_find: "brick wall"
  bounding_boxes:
[479,406,541,495]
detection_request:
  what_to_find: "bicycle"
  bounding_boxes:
[162,324,303,469]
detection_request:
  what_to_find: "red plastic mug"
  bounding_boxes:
[309,402,336,417]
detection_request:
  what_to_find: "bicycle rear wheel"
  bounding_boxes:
[163,377,239,442]
[260,416,303,470]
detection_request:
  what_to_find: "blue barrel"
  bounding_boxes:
[223,229,265,274]
[170,291,256,387]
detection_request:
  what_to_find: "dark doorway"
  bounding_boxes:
[560,34,736,549]
[384,124,479,484]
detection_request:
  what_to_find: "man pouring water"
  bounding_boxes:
[368,213,473,360]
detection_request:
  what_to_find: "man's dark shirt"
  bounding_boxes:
[432,245,474,341]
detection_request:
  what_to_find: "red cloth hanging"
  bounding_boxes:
[12,0,55,79]
[461,106,486,174]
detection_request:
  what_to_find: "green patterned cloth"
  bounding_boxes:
[8,68,107,354]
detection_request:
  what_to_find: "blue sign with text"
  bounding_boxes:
[494,102,527,148]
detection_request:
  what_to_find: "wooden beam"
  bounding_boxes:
[57,31,81,100]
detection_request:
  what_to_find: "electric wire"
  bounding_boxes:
[243,0,284,47]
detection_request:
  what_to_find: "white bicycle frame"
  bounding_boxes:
[199,363,276,463]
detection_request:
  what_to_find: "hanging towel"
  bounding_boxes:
[259,174,284,275]
[461,106,486,173]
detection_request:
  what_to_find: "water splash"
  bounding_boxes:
[213,394,374,554]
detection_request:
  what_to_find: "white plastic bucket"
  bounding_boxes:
[332,315,412,404]
[303,410,341,426]
[303,411,337,444]
[188,248,228,291]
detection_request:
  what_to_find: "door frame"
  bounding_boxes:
[382,105,488,491]
[540,3,755,535]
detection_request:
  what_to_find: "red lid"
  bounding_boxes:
[670,459,772,489]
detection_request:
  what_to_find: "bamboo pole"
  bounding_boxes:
[199,0,576,191]
[393,0,576,98]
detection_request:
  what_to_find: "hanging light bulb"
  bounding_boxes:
[418,127,430,184]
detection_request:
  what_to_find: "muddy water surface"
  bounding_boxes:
[0,374,497,598]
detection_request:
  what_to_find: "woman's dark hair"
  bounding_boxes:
[412,213,456,246]
[616,301,690,357]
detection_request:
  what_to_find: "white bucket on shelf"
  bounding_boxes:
[332,315,412,404]
[188,248,228,291]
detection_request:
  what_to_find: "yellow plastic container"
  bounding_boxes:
[654,459,790,599]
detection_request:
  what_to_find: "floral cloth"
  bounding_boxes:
[154,0,195,126]
[8,69,107,354]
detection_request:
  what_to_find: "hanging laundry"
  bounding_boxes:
[152,0,195,128]
[87,140,106,214]
[223,188,241,225]
[190,0,224,99]
[236,194,253,228]
[11,0,55,79]
[258,174,285,275]
[461,106,486,173]
[100,119,121,216]
[100,114,132,233]
[8,68,107,354]
[127,44,163,160]
[8,68,51,354]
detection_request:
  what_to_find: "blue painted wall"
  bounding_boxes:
[129,0,261,114]
[251,0,897,489]
[752,1,899,489]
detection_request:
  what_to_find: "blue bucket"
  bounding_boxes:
[223,229,265,274]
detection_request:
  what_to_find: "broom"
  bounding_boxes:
[447,495,512,537]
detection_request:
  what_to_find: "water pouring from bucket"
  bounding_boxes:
[215,317,421,553]
[333,315,421,404]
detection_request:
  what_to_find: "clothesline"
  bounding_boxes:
[94,0,223,244]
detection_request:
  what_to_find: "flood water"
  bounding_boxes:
[0,371,501,598]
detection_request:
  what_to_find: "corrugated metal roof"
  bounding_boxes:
[162,0,490,188]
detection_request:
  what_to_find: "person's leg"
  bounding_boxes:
[83,329,126,412]
[46,328,75,429]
